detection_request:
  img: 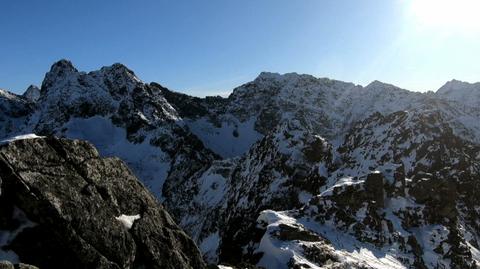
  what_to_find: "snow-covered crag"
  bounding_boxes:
[1,60,479,268]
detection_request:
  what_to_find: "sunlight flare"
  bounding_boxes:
[409,0,480,33]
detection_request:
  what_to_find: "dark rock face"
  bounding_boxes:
[0,137,206,269]
[364,172,385,207]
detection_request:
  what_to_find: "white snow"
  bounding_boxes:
[0,134,44,146]
[436,79,480,107]
[321,177,364,196]
[256,210,409,269]
[186,117,262,158]
[196,171,228,206]
[115,214,141,230]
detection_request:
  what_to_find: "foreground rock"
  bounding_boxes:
[0,136,206,269]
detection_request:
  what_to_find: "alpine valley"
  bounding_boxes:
[1,60,479,269]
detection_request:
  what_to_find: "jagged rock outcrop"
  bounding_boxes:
[0,136,206,269]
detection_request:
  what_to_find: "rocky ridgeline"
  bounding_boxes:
[0,60,479,268]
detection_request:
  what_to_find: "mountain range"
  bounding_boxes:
[1,60,479,269]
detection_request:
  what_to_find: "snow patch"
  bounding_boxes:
[115,214,141,230]
[0,134,44,146]
[187,117,262,158]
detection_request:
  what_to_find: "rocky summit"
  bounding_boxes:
[0,60,479,268]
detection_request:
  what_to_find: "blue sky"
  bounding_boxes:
[1,0,479,96]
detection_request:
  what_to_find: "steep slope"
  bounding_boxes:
[0,136,206,269]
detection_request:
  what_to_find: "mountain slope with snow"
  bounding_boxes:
[0,60,479,268]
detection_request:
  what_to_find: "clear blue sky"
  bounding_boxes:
[1,0,479,96]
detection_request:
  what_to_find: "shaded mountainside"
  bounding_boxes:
[0,136,206,269]
[1,60,480,268]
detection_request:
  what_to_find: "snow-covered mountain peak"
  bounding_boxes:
[41,59,81,91]
[437,79,473,93]
[38,60,144,102]
[29,60,184,135]
[232,72,354,102]
[437,79,480,95]
[436,79,480,106]
[40,60,141,97]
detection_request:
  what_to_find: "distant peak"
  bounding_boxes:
[437,79,479,94]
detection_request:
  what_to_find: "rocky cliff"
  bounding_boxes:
[0,136,206,269]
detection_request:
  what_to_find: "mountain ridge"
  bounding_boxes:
[12,59,480,99]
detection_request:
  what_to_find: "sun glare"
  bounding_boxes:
[409,0,480,33]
